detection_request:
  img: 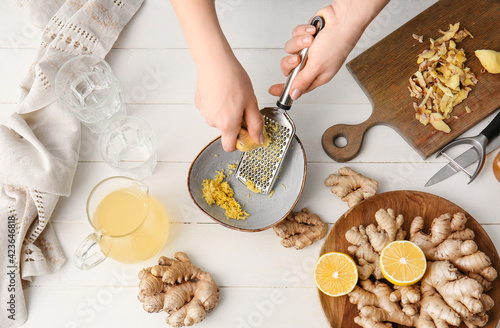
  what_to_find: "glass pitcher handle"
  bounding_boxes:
[74,233,107,270]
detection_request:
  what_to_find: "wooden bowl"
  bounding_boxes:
[318,190,500,328]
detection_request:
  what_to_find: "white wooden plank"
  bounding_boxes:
[0,48,367,105]
[52,162,215,225]
[3,100,492,166]
[295,162,500,225]
[32,221,323,288]
[104,48,367,105]
[22,286,327,328]
[54,158,500,227]
[0,0,438,50]
[29,218,500,289]
[4,2,500,328]
[21,222,500,326]
[77,105,500,164]
[2,101,498,167]
[77,103,379,164]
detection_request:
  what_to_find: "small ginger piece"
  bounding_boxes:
[475,49,500,74]
[138,267,169,299]
[413,33,424,43]
[273,208,328,249]
[390,285,421,317]
[137,252,220,327]
[349,280,415,327]
[324,167,378,208]
[235,126,270,152]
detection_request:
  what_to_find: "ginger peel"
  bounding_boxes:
[325,167,378,208]
[410,23,478,132]
[137,252,220,327]
[273,208,328,250]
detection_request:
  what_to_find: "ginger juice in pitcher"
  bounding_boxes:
[93,188,169,263]
[76,177,169,269]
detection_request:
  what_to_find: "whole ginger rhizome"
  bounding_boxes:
[137,252,220,327]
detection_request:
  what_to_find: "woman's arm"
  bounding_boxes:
[171,0,264,152]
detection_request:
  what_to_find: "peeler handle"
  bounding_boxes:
[480,107,500,141]
[276,16,325,110]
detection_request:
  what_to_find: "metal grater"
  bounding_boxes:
[235,16,324,194]
[235,108,296,194]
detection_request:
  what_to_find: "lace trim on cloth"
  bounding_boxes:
[4,186,65,280]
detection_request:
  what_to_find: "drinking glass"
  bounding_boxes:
[74,176,169,270]
[55,54,126,134]
[98,116,157,180]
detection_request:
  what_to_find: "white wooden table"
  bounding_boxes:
[2,1,500,327]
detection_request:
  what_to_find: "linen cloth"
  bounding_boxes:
[0,0,144,326]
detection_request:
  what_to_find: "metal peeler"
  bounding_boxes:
[426,108,500,186]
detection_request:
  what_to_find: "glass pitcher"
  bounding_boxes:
[74,176,169,270]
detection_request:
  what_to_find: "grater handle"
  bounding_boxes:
[276,16,325,110]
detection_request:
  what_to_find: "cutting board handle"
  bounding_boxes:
[321,117,377,162]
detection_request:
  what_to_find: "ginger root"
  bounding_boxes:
[348,260,494,328]
[390,285,421,317]
[349,280,415,327]
[410,213,497,290]
[273,208,328,250]
[137,252,220,327]
[325,167,378,207]
[417,260,494,328]
[345,208,406,280]
[346,210,497,328]
[236,126,269,152]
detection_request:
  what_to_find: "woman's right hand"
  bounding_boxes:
[170,0,265,152]
[195,55,264,152]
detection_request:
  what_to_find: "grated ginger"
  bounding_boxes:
[202,170,249,220]
[245,180,262,194]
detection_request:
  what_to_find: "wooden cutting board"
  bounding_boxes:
[318,190,500,328]
[322,0,500,162]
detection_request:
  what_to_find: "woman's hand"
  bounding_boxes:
[269,0,389,99]
[171,0,265,152]
[195,56,264,152]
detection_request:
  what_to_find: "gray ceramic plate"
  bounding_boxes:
[188,136,307,231]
